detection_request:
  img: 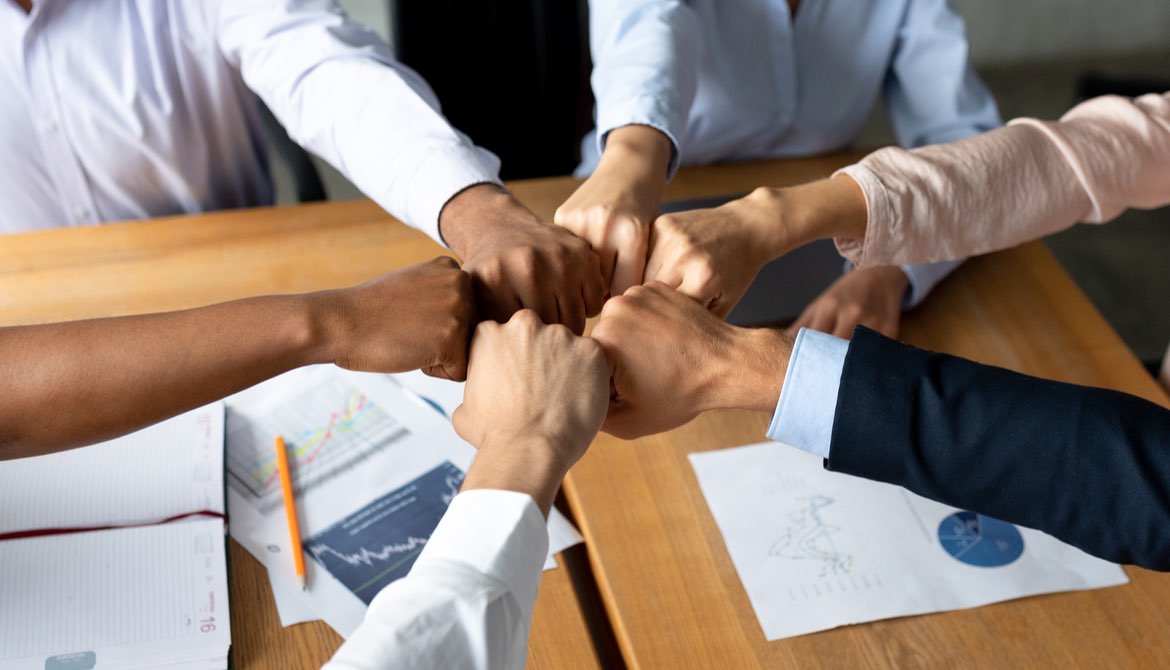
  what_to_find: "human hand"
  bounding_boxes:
[439,184,606,334]
[644,188,789,318]
[788,266,909,339]
[312,256,475,380]
[454,310,609,513]
[591,282,792,439]
[554,125,672,297]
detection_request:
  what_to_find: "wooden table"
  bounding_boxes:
[5,153,1168,668]
[557,163,1170,667]
[0,198,603,669]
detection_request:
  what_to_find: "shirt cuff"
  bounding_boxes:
[403,142,503,247]
[595,98,683,180]
[901,260,963,308]
[766,328,849,458]
[365,489,548,619]
[831,164,896,267]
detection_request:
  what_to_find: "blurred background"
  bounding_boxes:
[271,0,1170,370]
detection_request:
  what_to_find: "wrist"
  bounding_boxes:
[774,175,868,251]
[600,125,672,184]
[705,326,792,413]
[437,183,515,256]
[462,436,568,516]
[299,290,352,368]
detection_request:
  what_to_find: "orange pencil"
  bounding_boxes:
[274,435,306,589]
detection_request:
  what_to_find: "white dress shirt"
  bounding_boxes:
[581,0,1002,305]
[0,0,500,241]
[324,489,549,670]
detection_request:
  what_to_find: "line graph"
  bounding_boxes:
[227,380,410,513]
[306,461,465,604]
[769,495,854,576]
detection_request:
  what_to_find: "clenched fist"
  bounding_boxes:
[313,256,475,380]
[440,184,606,334]
[454,310,608,513]
[591,282,792,439]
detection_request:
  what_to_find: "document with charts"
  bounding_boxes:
[225,366,582,635]
[690,442,1129,640]
[0,404,230,670]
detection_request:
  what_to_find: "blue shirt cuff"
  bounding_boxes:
[766,328,849,458]
[901,260,963,308]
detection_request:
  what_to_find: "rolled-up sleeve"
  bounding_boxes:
[589,0,703,178]
[216,0,502,244]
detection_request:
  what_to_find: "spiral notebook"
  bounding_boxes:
[0,404,230,670]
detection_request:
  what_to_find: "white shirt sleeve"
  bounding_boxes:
[215,0,502,244]
[588,0,702,178]
[766,328,849,459]
[323,490,549,670]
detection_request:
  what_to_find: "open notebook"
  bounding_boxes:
[0,404,230,670]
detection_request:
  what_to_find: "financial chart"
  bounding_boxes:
[227,380,410,513]
[306,461,465,604]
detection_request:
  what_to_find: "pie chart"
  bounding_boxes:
[937,511,1024,567]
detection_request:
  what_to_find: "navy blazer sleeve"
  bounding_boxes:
[826,327,1170,571]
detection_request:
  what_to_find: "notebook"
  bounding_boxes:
[0,404,230,670]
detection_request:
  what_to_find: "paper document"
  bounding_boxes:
[0,407,224,534]
[0,519,230,670]
[690,442,1129,640]
[226,366,580,635]
[0,405,230,670]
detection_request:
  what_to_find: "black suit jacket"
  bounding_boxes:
[826,327,1170,571]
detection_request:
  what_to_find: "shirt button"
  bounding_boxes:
[42,120,58,133]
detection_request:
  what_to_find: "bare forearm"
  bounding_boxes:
[749,175,869,259]
[0,294,332,460]
[461,438,567,518]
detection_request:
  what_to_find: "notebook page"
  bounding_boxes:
[0,518,230,669]
[0,403,224,536]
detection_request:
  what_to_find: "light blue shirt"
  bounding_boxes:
[767,328,850,458]
[582,0,1002,304]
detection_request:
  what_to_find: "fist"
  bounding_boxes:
[454,310,608,466]
[440,185,606,334]
[591,282,791,439]
[644,188,784,318]
[321,256,475,380]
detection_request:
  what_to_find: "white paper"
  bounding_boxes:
[0,519,231,670]
[690,442,1130,640]
[0,404,224,535]
[228,366,581,635]
[386,370,465,419]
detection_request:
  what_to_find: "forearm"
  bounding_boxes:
[827,328,1170,570]
[835,92,1170,267]
[596,125,673,193]
[0,294,333,459]
[720,177,869,265]
[589,0,698,176]
[461,437,569,518]
[219,3,500,241]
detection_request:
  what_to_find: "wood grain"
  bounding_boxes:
[555,161,1170,669]
[5,153,1164,668]
[0,196,600,669]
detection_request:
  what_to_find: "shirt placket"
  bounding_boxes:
[23,19,99,226]
[769,1,798,133]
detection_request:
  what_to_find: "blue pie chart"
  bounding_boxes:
[938,511,1024,567]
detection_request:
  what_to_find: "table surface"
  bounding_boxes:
[0,183,606,669]
[4,153,1167,668]
[560,166,1170,667]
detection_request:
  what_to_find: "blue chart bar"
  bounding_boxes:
[306,461,465,604]
[937,511,1025,568]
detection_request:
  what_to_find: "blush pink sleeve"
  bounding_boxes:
[832,93,1170,267]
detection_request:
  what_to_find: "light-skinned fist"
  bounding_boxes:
[590,282,791,439]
